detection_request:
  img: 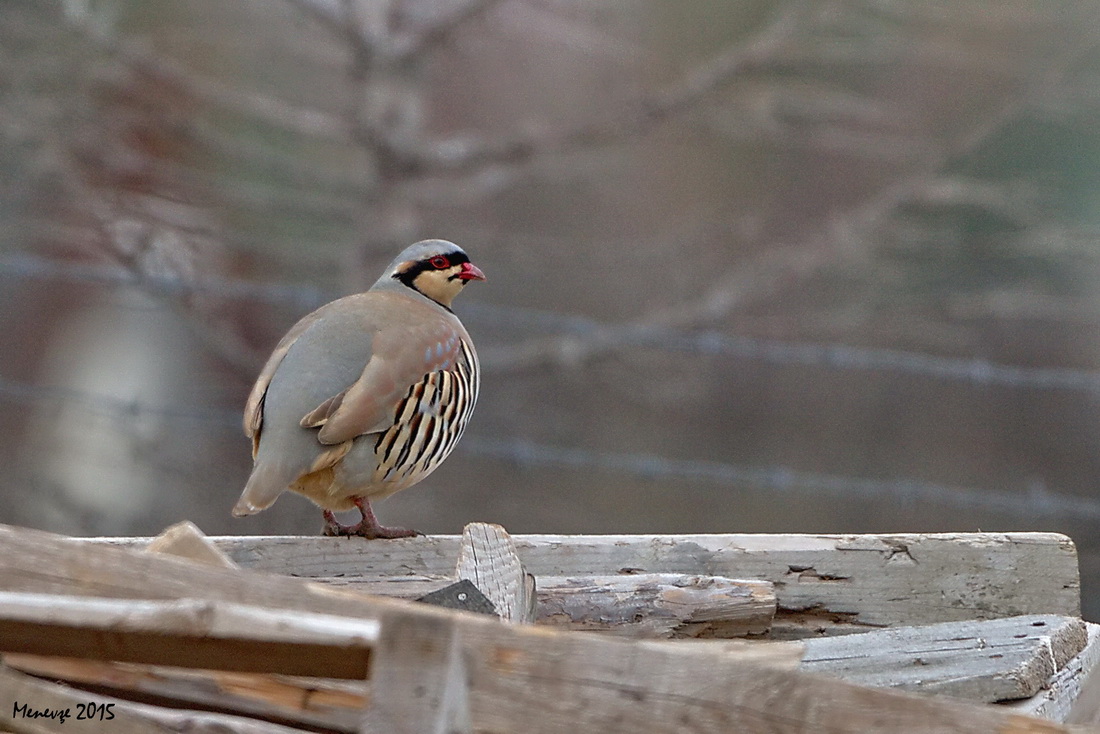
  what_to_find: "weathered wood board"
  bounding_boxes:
[0,591,378,678]
[363,597,1100,734]
[2,524,1095,734]
[802,614,1088,703]
[144,520,237,569]
[536,573,775,637]
[0,663,310,734]
[322,572,776,637]
[0,524,393,622]
[3,655,366,733]
[14,616,1084,728]
[101,532,1080,638]
[1034,623,1100,724]
[454,523,536,623]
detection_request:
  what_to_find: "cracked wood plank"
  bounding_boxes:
[802,614,1088,704]
[101,532,1079,638]
[363,606,473,734]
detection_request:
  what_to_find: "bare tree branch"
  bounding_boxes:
[392,0,508,62]
[283,0,347,37]
[15,16,277,379]
[92,219,268,379]
[391,1,807,176]
[63,15,351,143]
[77,192,270,378]
[498,1,643,63]
[480,7,1100,374]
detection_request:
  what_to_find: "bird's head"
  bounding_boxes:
[383,240,486,309]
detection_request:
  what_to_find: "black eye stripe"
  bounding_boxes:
[393,252,469,281]
[391,250,472,310]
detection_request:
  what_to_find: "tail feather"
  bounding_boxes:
[233,460,293,517]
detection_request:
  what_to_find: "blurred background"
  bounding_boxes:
[4,0,1100,616]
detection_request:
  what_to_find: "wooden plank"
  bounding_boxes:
[109,532,1079,637]
[12,524,1092,732]
[0,663,308,734]
[321,573,451,598]
[0,523,398,624]
[4,655,366,733]
[362,608,473,734]
[536,573,774,637]
[454,523,535,623]
[145,520,238,569]
[361,595,1099,734]
[0,645,798,731]
[802,615,1088,703]
[633,637,805,668]
[324,573,774,637]
[0,591,378,678]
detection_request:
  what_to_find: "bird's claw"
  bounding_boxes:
[322,510,420,539]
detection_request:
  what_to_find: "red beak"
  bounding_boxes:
[458,262,486,281]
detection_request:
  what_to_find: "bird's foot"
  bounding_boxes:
[322,507,422,539]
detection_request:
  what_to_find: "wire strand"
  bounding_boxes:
[7,252,1100,393]
[3,374,1096,521]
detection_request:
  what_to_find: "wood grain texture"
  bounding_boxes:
[0,524,395,621]
[0,591,378,678]
[113,532,1081,637]
[361,598,1098,734]
[455,523,535,623]
[319,573,774,637]
[802,615,1088,703]
[362,607,473,734]
[4,655,366,733]
[0,663,308,734]
[1042,623,1100,724]
[537,573,775,637]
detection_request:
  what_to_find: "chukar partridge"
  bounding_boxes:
[232,240,485,538]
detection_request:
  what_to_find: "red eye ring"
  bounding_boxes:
[429,256,450,269]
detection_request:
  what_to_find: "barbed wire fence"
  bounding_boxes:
[6,250,1100,523]
[9,252,1100,392]
[6,0,1100,542]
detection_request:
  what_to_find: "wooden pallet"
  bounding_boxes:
[0,521,1096,733]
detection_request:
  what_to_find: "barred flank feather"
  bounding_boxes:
[372,338,479,489]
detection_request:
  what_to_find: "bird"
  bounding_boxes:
[232,239,485,538]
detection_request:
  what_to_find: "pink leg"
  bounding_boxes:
[322,497,420,539]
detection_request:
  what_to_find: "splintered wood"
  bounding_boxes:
[0,523,1096,734]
